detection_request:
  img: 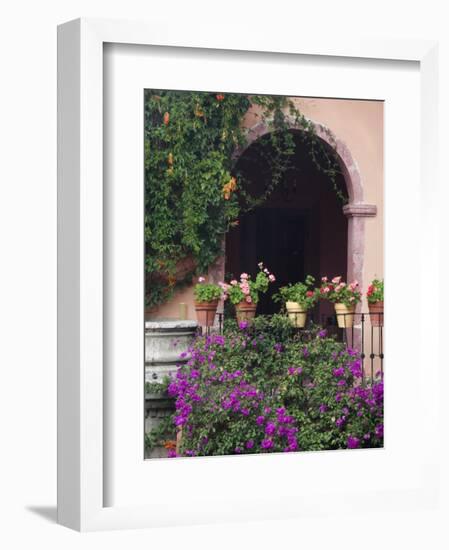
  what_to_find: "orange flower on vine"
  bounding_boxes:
[194,104,204,117]
[222,176,237,200]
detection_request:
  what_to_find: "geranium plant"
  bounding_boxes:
[367,279,384,304]
[273,275,317,309]
[223,263,275,305]
[319,276,361,307]
[193,277,223,303]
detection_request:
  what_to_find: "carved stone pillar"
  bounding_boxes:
[343,203,377,289]
[342,203,377,351]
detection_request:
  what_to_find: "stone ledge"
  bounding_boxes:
[343,203,377,217]
[145,318,198,331]
[145,392,174,411]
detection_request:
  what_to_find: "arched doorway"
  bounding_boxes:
[226,129,347,318]
[225,118,377,318]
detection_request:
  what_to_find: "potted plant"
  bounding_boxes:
[320,276,361,328]
[274,275,317,328]
[193,277,222,326]
[367,279,384,327]
[223,263,275,323]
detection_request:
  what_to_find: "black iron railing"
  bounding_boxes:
[303,311,383,385]
[197,310,384,385]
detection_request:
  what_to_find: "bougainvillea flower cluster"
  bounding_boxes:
[149,315,383,458]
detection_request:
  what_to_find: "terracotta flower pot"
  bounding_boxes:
[334,303,356,328]
[194,300,219,326]
[368,301,384,327]
[235,300,257,323]
[286,301,308,328]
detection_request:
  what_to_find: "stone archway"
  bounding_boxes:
[239,117,377,296]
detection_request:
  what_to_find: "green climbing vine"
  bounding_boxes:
[144,90,346,309]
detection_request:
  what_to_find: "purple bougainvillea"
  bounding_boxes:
[347,436,360,449]
[154,317,383,458]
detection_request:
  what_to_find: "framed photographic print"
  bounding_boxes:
[141,88,383,462]
[58,18,440,531]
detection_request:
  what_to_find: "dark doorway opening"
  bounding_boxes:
[230,208,307,314]
[225,130,348,319]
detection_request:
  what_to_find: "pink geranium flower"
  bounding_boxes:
[245,295,252,303]
[198,276,205,283]
[240,282,250,295]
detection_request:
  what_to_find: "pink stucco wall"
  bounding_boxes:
[291,97,384,315]
[146,97,383,321]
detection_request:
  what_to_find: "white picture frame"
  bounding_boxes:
[57,17,440,531]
